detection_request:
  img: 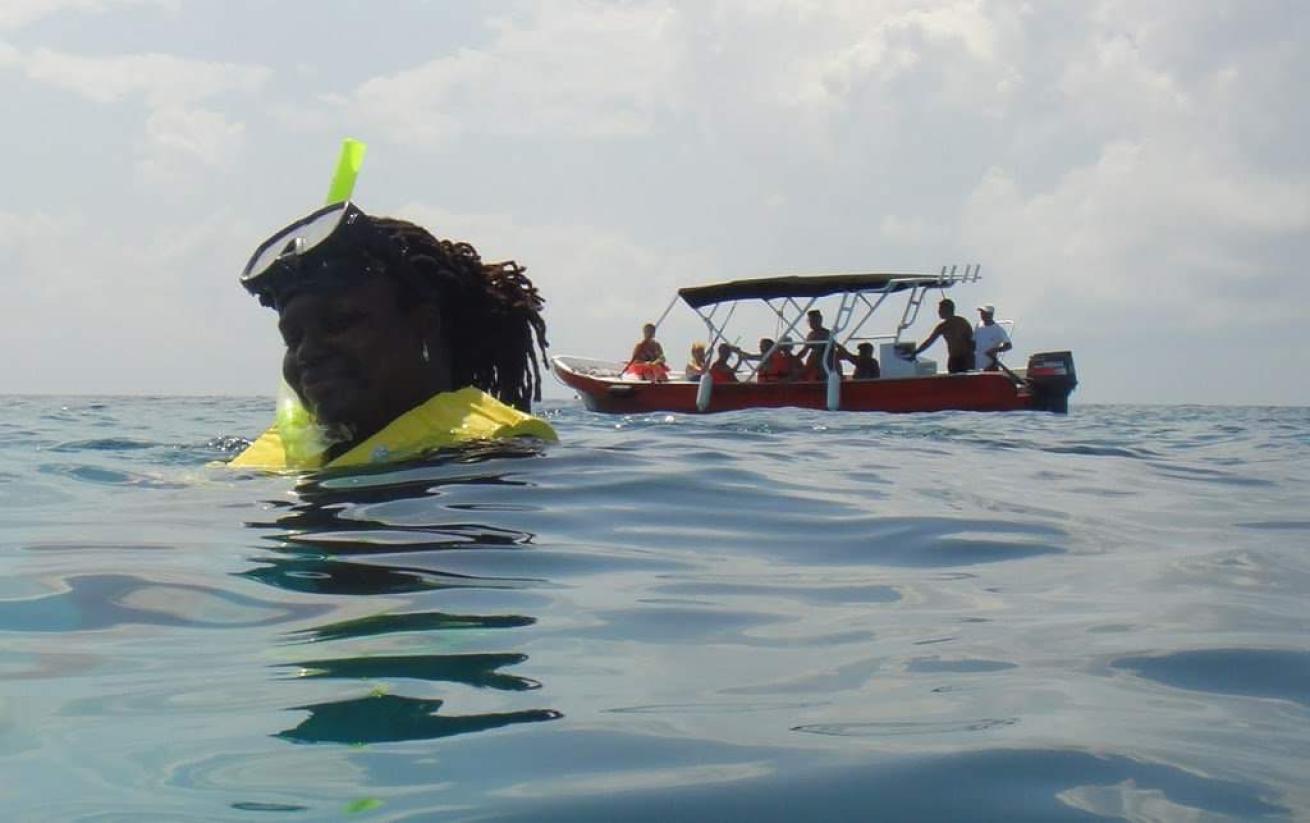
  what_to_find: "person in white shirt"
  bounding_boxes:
[974,303,1012,371]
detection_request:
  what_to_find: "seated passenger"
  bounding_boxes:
[684,341,709,380]
[739,337,789,382]
[776,338,805,381]
[844,342,881,379]
[623,322,669,382]
[229,200,556,471]
[709,342,740,383]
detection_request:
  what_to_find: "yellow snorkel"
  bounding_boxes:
[273,138,368,468]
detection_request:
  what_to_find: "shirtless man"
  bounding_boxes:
[912,299,974,374]
[802,309,841,379]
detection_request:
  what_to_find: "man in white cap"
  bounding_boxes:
[974,303,1012,371]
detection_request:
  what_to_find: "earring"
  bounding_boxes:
[421,341,431,363]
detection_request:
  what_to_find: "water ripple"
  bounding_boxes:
[1,399,1308,818]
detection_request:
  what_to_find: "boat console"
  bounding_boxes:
[880,342,937,378]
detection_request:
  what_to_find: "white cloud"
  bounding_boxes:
[962,137,1310,328]
[2,1,1307,401]
[879,214,941,246]
[1,45,267,187]
[0,210,86,301]
[19,48,268,106]
[138,105,247,185]
[388,201,716,365]
[703,0,1021,119]
[0,0,176,32]
[347,0,681,144]
[0,205,273,394]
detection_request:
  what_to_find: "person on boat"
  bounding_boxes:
[974,303,1012,372]
[843,342,881,379]
[738,338,779,382]
[709,342,741,383]
[229,200,556,471]
[684,341,709,380]
[911,298,974,374]
[739,337,797,382]
[802,309,843,380]
[776,338,806,381]
[623,323,669,382]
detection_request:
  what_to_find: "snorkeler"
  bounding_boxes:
[229,201,556,470]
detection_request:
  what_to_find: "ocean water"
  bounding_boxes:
[1,396,1307,821]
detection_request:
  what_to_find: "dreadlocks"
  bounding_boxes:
[363,217,548,412]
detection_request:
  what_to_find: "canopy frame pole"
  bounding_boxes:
[836,287,892,350]
[650,293,680,334]
[771,296,819,347]
[894,283,929,344]
[736,295,815,381]
[696,301,741,381]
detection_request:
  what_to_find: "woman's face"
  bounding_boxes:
[276,277,447,435]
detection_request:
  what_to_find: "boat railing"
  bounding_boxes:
[553,356,627,378]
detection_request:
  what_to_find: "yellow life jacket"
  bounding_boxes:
[227,387,557,472]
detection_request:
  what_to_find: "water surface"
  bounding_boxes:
[1,397,1307,820]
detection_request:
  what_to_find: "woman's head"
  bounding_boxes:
[242,203,547,437]
[690,341,707,360]
[641,323,656,340]
[275,275,440,440]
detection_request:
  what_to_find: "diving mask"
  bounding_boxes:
[240,201,382,308]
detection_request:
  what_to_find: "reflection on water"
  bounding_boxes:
[1114,648,1310,707]
[285,652,541,690]
[244,442,563,750]
[239,557,530,596]
[278,694,562,745]
[286,609,534,643]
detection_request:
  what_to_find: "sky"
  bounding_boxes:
[1,0,1307,405]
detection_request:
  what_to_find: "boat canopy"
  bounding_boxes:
[677,273,955,309]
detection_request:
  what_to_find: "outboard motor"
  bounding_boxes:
[1026,351,1077,414]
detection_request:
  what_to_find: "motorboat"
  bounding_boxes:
[552,266,1077,414]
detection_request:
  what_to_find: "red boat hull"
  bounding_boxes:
[554,363,1038,414]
